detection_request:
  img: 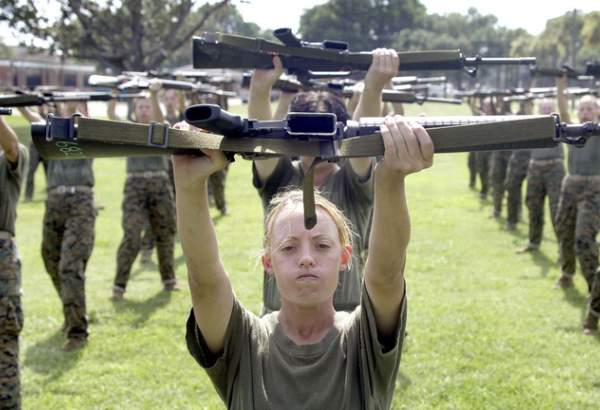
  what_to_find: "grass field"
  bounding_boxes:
[6,102,600,409]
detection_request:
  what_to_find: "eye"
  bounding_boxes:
[317,243,331,250]
[281,245,296,252]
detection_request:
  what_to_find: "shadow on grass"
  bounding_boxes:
[212,213,226,225]
[396,371,412,391]
[519,249,555,278]
[24,330,83,383]
[110,290,172,328]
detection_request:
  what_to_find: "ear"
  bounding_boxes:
[262,253,274,275]
[339,244,353,271]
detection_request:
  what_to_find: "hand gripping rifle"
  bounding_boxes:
[31,105,599,228]
[192,29,535,78]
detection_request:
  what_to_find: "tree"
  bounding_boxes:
[298,0,426,51]
[0,0,232,71]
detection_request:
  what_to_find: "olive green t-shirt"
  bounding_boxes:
[567,135,600,176]
[186,285,407,410]
[126,156,169,173]
[0,144,29,235]
[252,158,374,312]
[46,159,94,189]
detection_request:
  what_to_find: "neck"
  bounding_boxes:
[278,300,335,345]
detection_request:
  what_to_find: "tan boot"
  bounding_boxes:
[111,286,125,300]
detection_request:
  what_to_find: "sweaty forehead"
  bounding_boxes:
[271,205,338,243]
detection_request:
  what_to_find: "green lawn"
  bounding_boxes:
[6,103,600,409]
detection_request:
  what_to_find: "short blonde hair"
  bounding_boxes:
[578,95,598,108]
[263,189,353,252]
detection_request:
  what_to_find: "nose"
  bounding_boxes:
[298,244,315,268]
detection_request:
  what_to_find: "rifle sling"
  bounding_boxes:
[46,116,558,229]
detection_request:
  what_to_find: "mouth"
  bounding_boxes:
[297,273,319,281]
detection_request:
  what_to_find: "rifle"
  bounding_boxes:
[392,76,447,85]
[192,29,536,77]
[30,105,599,228]
[0,108,12,115]
[241,73,459,105]
[0,91,145,107]
[88,74,236,97]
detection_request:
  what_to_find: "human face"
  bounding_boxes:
[134,98,153,124]
[262,205,351,308]
[538,100,555,115]
[577,100,599,123]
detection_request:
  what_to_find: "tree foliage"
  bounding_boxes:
[299,0,426,51]
[0,0,238,71]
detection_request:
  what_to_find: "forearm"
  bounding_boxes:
[273,92,296,120]
[0,118,20,163]
[150,91,165,123]
[353,88,384,120]
[556,77,571,123]
[248,83,273,120]
[176,180,224,286]
[366,170,409,285]
[107,100,121,121]
[17,106,42,123]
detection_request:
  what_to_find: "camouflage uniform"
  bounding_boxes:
[525,146,565,247]
[113,157,176,294]
[42,159,96,343]
[0,144,28,409]
[467,152,477,188]
[490,150,512,216]
[556,176,600,289]
[505,150,531,225]
[556,137,600,287]
[24,141,46,201]
[475,151,492,198]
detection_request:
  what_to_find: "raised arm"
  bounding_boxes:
[556,74,571,124]
[149,80,165,123]
[107,90,122,121]
[273,91,297,120]
[364,116,433,338]
[0,116,20,164]
[17,106,43,123]
[173,139,233,354]
[352,49,399,178]
[249,56,285,184]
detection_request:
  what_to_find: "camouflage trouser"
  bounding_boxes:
[114,175,176,291]
[467,152,477,187]
[590,268,600,316]
[140,221,154,255]
[208,166,228,215]
[555,176,600,289]
[475,151,492,196]
[42,190,95,341]
[0,240,23,410]
[490,150,512,214]
[24,141,46,201]
[525,160,565,246]
[505,152,530,224]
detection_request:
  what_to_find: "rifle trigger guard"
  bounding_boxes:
[147,121,170,149]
